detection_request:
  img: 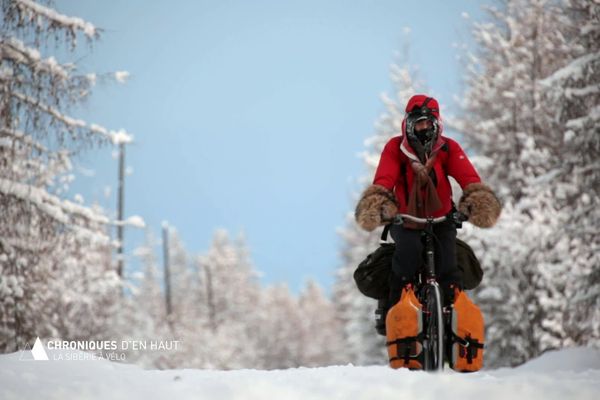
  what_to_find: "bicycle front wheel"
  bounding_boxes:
[423,283,444,371]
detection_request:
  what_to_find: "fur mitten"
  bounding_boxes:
[458,183,502,228]
[355,185,398,232]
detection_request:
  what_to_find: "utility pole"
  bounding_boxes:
[117,142,125,278]
[162,222,173,318]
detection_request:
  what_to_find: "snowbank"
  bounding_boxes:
[0,347,598,400]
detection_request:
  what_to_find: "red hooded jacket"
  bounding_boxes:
[373,95,481,218]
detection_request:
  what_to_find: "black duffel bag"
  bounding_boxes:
[353,226,483,300]
[353,225,394,300]
[455,237,483,290]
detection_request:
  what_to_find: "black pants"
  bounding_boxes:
[388,221,462,304]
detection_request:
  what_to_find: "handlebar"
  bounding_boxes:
[393,214,447,224]
[392,211,469,227]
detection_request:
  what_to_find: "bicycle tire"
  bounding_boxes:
[423,283,444,371]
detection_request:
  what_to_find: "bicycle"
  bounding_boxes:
[386,211,467,372]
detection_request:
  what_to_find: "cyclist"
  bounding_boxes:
[354,94,501,329]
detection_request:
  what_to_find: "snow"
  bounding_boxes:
[539,52,599,86]
[111,129,133,145]
[0,178,108,226]
[566,105,600,129]
[89,124,133,144]
[3,37,41,62]
[531,168,562,185]
[501,90,516,99]
[114,71,130,83]
[16,0,97,38]
[0,347,598,400]
[0,127,49,153]
[86,73,97,86]
[12,91,86,128]
[115,215,146,229]
[1,37,72,80]
[565,84,600,98]
[564,129,576,142]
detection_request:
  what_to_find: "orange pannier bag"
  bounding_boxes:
[450,290,485,372]
[385,286,423,369]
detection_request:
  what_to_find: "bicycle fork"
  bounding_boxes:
[423,234,445,372]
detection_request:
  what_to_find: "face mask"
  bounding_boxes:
[415,127,435,145]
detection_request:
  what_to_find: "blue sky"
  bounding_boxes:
[57,0,489,294]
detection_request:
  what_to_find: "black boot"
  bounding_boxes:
[374,298,389,336]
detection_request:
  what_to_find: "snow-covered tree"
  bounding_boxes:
[133,231,167,329]
[253,283,303,369]
[538,0,600,348]
[0,0,127,351]
[456,0,600,366]
[128,225,351,370]
[190,230,262,369]
[116,231,171,367]
[162,228,197,331]
[457,0,576,201]
[296,279,344,367]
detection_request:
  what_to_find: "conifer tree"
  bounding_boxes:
[0,0,128,351]
[457,0,600,366]
[298,279,344,366]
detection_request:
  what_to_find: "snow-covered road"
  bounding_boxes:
[1,348,598,400]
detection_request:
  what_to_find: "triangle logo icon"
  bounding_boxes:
[31,337,49,361]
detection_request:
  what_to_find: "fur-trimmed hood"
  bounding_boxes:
[399,94,445,163]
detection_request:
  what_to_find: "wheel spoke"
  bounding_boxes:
[423,284,444,371]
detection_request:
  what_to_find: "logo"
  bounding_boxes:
[20,337,181,361]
